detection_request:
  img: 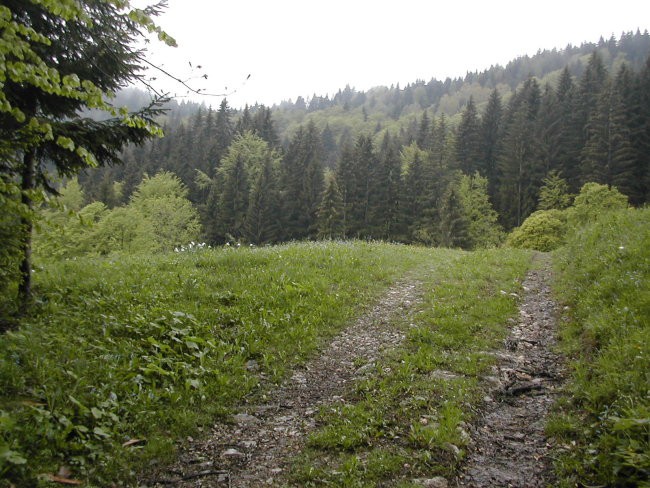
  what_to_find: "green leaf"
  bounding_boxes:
[56,135,75,151]
[93,426,111,438]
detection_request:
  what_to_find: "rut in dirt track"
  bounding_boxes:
[144,276,425,487]
[455,253,564,488]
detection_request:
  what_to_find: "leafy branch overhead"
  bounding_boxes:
[0,0,177,312]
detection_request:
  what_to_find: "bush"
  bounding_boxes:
[505,209,566,251]
[568,182,628,226]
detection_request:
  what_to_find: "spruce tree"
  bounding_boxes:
[478,88,503,202]
[316,175,345,239]
[280,121,324,239]
[455,96,482,174]
[438,185,470,249]
[497,81,543,228]
[245,155,280,244]
[0,0,171,310]
[369,133,402,239]
[334,141,356,237]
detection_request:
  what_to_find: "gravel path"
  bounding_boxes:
[455,253,565,488]
[144,277,424,487]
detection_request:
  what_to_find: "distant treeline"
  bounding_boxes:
[79,37,650,247]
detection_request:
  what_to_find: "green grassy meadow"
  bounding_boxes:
[0,242,448,486]
[1,208,648,487]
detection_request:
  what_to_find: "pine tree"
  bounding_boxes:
[637,56,650,202]
[316,175,345,239]
[349,134,376,236]
[280,121,324,239]
[438,185,470,249]
[478,88,503,202]
[369,133,402,239]
[217,152,249,241]
[400,143,428,241]
[245,155,280,244]
[416,110,431,149]
[538,170,572,210]
[554,67,582,191]
[497,80,543,228]
[0,1,170,310]
[455,96,482,174]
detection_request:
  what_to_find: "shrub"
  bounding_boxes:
[505,209,566,251]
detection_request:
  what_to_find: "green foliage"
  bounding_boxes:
[34,172,202,257]
[130,172,202,251]
[0,241,431,485]
[317,174,345,239]
[457,172,503,248]
[506,209,566,252]
[507,182,629,252]
[550,208,650,486]
[538,170,572,210]
[568,182,628,225]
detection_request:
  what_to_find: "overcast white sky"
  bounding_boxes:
[138,0,650,108]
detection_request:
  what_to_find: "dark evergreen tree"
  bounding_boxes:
[245,155,280,244]
[369,133,402,239]
[576,52,609,154]
[455,96,482,174]
[235,104,254,135]
[478,88,503,202]
[580,71,636,196]
[438,186,470,249]
[211,99,235,173]
[280,121,324,239]
[316,175,345,239]
[497,79,543,228]
[334,141,356,237]
[348,134,376,237]
[216,152,249,241]
[637,56,650,202]
[416,110,431,149]
[553,67,582,191]
[401,146,428,240]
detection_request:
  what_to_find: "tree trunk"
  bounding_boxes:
[18,150,36,314]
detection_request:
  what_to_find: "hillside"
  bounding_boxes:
[68,30,650,255]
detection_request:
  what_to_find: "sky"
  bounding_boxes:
[137,0,650,108]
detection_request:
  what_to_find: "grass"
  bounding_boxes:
[0,241,436,487]
[289,247,532,486]
[549,207,650,487]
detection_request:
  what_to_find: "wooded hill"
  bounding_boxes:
[78,30,650,247]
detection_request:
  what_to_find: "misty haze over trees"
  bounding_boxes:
[71,31,650,252]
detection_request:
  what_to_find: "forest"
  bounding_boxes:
[66,31,650,255]
[0,2,649,487]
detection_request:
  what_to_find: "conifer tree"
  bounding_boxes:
[455,96,482,174]
[554,67,582,191]
[217,151,249,241]
[478,88,503,202]
[0,0,172,310]
[334,141,356,237]
[280,121,324,239]
[497,80,543,228]
[438,185,470,249]
[400,143,428,241]
[316,175,345,239]
[538,170,572,210]
[245,155,280,244]
[416,110,431,149]
[369,133,402,239]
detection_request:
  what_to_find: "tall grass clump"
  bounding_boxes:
[0,241,429,486]
[550,207,650,486]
